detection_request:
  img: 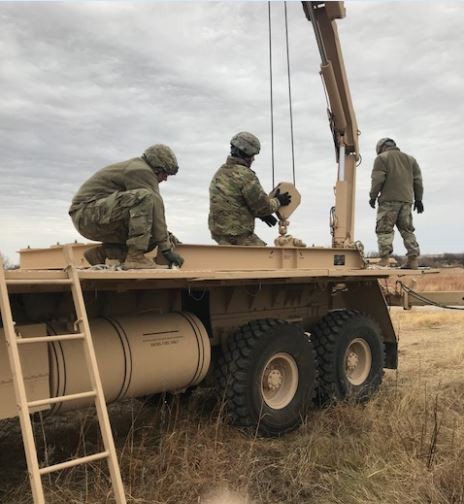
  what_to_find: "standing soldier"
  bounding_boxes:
[69,144,184,269]
[369,138,424,269]
[209,131,291,246]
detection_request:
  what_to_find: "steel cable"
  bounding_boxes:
[268,1,275,188]
[284,2,296,186]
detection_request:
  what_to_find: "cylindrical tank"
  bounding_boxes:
[48,312,210,413]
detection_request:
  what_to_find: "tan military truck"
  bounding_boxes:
[0,2,414,503]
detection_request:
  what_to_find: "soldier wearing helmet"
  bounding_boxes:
[69,144,184,269]
[208,131,292,246]
[369,138,424,269]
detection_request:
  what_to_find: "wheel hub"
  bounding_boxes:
[346,351,359,372]
[261,352,298,410]
[344,338,372,386]
[265,369,283,390]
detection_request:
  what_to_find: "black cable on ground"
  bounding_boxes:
[396,280,464,311]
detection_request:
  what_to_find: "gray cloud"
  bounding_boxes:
[1,1,463,264]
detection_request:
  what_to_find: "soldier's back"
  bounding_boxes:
[209,159,255,236]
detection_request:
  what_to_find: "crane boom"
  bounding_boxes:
[302,1,360,248]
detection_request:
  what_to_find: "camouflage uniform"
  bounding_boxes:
[369,146,423,258]
[208,156,280,246]
[69,157,171,254]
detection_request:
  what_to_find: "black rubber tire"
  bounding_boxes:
[216,319,316,437]
[310,309,385,404]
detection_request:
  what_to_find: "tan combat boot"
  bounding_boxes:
[84,245,107,266]
[104,244,127,262]
[402,256,419,270]
[122,248,160,270]
[377,257,390,267]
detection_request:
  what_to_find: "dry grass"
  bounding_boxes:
[1,308,464,504]
[384,267,464,293]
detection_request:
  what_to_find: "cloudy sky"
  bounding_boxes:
[1,1,463,264]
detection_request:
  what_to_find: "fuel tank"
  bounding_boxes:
[48,312,210,413]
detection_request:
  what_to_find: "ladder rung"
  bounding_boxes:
[39,451,109,475]
[6,279,73,286]
[28,390,96,408]
[2,256,127,502]
[17,333,85,344]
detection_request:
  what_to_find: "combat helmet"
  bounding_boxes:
[230,131,261,157]
[376,137,396,155]
[143,144,179,175]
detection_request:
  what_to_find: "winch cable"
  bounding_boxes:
[396,280,464,311]
[268,2,297,188]
[284,1,296,186]
[268,1,276,189]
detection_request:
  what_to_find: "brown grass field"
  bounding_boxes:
[1,277,464,503]
[384,266,464,293]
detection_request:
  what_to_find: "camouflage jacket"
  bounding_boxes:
[208,156,280,236]
[370,147,424,203]
[69,157,170,250]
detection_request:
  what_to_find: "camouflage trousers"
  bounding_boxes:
[70,189,158,252]
[211,232,266,246]
[376,201,420,258]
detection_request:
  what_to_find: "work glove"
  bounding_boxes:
[413,200,424,214]
[162,248,184,268]
[260,215,278,227]
[369,198,376,209]
[275,188,292,206]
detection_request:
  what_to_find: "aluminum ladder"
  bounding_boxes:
[0,245,126,504]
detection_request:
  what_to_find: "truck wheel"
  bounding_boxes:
[311,310,384,403]
[216,319,316,437]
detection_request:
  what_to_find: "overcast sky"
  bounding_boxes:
[1,1,463,264]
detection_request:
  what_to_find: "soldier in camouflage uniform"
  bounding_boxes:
[369,138,424,269]
[208,132,292,246]
[69,144,184,269]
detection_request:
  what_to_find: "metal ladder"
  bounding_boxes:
[0,245,126,504]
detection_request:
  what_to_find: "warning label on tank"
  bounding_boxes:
[142,330,182,347]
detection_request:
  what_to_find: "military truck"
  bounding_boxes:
[0,2,415,503]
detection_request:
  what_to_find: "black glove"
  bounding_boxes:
[275,188,292,206]
[369,198,376,209]
[260,215,277,227]
[162,248,184,268]
[414,200,424,214]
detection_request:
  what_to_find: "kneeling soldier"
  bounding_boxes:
[69,144,184,269]
[208,131,291,246]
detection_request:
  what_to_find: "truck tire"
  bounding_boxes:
[216,319,316,437]
[311,310,384,403]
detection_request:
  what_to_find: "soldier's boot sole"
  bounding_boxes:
[121,260,165,270]
[84,245,107,266]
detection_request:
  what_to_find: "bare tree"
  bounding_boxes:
[0,251,13,270]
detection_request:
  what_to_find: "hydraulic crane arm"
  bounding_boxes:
[302,1,360,248]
